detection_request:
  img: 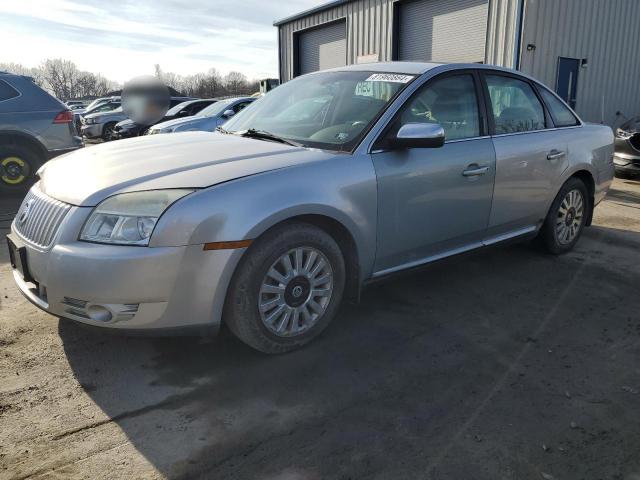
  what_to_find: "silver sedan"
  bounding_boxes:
[8,62,614,353]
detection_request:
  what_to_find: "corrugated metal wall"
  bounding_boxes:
[278,0,396,82]
[278,0,522,81]
[519,0,640,126]
[485,0,520,68]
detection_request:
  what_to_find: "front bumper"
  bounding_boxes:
[8,204,243,333]
[81,123,103,139]
[112,127,142,140]
[613,152,640,175]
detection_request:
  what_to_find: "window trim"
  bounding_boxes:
[372,69,489,150]
[532,81,582,129]
[0,79,21,103]
[479,70,553,136]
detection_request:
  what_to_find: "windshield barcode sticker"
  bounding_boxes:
[365,73,415,83]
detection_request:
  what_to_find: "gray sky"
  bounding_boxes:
[2,0,323,82]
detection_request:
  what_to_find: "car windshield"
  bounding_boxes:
[85,98,105,111]
[223,71,415,152]
[197,99,234,117]
[166,100,195,116]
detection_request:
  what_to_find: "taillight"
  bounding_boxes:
[53,110,74,124]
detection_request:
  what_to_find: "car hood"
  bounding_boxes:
[38,131,333,206]
[152,115,213,131]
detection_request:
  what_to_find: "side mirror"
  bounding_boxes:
[222,109,235,118]
[391,122,445,149]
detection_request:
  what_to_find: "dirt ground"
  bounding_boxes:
[1,177,639,480]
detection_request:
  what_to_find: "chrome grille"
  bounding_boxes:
[13,185,71,248]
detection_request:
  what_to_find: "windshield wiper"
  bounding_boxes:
[216,126,231,134]
[237,128,302,147]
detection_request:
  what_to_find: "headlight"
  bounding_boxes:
[80,190,194,245]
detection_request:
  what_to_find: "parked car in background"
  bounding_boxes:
[74,97,121,135]
[147,97,254,135]
[8,63,614,353]
[66,100,89,108]
[112,98,210,140]
[613,116,640,178]
[83,96,121,113]
[0,71,82,192]
[81,106,128,140]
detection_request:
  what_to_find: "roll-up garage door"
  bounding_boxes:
[398,0,488,63]
[297,20,347,75]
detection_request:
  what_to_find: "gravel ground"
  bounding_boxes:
[1,178,639,480]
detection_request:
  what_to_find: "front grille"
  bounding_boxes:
[13,185,71,248]
[630,133,640,152]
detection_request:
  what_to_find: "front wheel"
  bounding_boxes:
[224,223,346,354]
[102,122,116,141]
[537,177,589,254]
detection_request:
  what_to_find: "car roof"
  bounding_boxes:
[323,61,442,75]
[322,61,528,77]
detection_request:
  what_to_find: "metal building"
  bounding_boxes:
[274,0,640,126]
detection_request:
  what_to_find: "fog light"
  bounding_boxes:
[87,305,112,322]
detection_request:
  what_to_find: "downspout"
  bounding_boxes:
[277,26,283,83]
[514,0,525,70]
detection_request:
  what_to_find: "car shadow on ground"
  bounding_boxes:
[57,226,640,479]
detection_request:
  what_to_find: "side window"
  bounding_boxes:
[539,87,579,127]
[485,75,545,134]
[0,80,20,101]
[396,74,480,141]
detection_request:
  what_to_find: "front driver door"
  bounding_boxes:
[371,72,496,275]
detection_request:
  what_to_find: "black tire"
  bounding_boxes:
[538,177,589,254]
[0,144,43,193]
[102,122,116,141]
[224,222,346,354]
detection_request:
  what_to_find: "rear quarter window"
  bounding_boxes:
[0,79,20,101]
[539,87,580,127]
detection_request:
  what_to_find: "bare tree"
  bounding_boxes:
[0,62,46,87]
[224,71,248,95]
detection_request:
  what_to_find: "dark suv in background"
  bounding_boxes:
[0,71,83,192]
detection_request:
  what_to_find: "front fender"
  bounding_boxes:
[151,153,378,281]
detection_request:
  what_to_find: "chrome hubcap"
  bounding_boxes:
[556,189,584,245]
[259,247,333,337]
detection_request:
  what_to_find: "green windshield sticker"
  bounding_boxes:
[365,73,415,83]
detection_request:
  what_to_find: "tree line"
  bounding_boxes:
[0,59,119,100]
[0,59,262,101]
[153,64,260,98]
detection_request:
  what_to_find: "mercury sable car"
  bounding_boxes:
[8,62,614,353]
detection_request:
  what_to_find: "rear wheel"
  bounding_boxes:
[224,222,345,354]
[538,177,589,254]
[0,145,42,193]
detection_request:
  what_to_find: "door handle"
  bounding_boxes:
[547,149,566,160]
[462,165,489,177]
